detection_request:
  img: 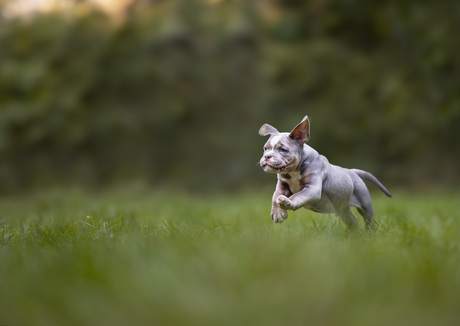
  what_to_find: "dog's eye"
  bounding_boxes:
[264,147,268,151]
[280,148,288,153]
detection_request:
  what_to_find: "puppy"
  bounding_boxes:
[259,115,391,229]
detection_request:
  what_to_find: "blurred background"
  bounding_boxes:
[0,0,459,194]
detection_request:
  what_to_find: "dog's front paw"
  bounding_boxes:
[271,208,288,223]
[276,195,294,210]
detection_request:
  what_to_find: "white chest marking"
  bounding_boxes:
[280,171,303,194]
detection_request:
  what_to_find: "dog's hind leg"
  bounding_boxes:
[350,180,375,229]
[357,206,375,230]
[337,208,358,229]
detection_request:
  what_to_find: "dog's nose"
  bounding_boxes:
[264,154,272,160]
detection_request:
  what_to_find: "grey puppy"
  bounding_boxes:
[259,115,391,229]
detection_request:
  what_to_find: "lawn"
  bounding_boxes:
[1,187,459,326]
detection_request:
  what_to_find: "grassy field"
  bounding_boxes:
[1,187,460,326]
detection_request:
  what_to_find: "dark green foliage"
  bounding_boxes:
[0,0,459,192]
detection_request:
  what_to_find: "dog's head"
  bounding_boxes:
[259,116,310,173]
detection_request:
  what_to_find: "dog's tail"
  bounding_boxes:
[352,169,392,198]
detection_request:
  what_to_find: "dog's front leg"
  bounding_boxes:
[271,181,292,223]
[277,178,322,211]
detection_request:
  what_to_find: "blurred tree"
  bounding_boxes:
[0,0,458,193]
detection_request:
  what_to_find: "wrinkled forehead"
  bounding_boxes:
[265,133,297,149]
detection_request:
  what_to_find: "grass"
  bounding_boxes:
[1,186,460,326]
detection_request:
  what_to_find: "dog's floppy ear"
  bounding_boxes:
[259,124,279,137]
[289,115,310,143]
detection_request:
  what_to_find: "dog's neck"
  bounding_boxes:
[298,144,317,169]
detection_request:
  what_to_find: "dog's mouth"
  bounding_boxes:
[261,162,286,173]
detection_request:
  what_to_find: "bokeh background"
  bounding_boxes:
[0,0,459,194]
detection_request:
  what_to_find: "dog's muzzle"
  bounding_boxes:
[260,158,286,172]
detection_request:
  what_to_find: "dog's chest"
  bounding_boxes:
[279,171,303,193]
